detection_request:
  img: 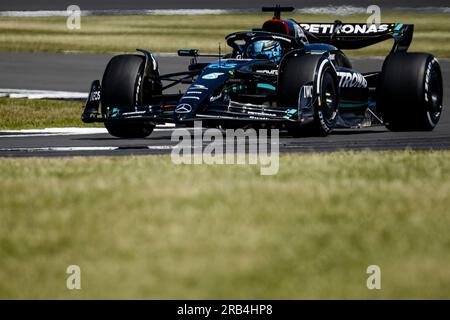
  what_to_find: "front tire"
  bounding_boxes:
[101,54,155,138]
[378,52,443,131]
[278,53,339,137]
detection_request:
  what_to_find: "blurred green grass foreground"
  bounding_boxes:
[1,151,450,299]
[0,13,449,57]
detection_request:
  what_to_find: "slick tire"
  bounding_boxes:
[378,52,443,131]
[278,53,339,137]
[101,54,154,138]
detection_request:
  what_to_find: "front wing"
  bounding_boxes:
[82,81,302,125]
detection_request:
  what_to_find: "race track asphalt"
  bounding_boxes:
[0,52,449,157]
[1,0,448,11]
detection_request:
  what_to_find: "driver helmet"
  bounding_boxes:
[246,40,282,62]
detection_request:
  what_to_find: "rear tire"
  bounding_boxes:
[101,54,154,138]
[278,53,338,137]
[378,52,443,131]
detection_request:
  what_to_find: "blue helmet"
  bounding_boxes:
[245,40,282,62]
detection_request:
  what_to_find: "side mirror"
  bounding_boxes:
[178,49,199,57]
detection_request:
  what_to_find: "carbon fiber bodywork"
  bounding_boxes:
[82,7,415,130]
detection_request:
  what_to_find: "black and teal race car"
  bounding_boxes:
[82,6,444,138]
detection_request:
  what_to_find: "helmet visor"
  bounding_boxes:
[245,40,282,62]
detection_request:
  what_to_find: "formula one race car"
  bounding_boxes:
[82,6,444,138]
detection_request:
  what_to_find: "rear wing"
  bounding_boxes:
[299,23,413,53]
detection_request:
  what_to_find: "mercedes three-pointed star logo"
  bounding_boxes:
[175,104,192,113]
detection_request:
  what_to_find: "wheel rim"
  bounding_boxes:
[321,72,338,127]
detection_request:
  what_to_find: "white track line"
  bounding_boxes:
[0,127,107,137]
[0,125,178,138]
[0,88,87,100]
[0,146,175,152]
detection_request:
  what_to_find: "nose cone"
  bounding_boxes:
[174,103,195,122]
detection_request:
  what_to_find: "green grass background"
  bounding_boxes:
[0,13,449,57]
[0,98,99,129]
[1,152,450,299]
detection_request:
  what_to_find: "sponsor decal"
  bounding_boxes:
[300,23,389,35]
[302,85,313,98]
[208,62,238,69]
[299,84,314,112]
[424,57,441,124]
[424,60,434,102]
[247,111,277,117]
[209,93,222,102]
[190,84,208,90]
[186,91,203,95]
[337,71,368,88]
[182,96,200,100]
[256,69,278,76]
[89,91,100,101]
[135,75,142,103]
[122,111,147,116]
[202,72,225,80]
[175,104,192,113]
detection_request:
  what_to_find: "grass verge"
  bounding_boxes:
[0,97,98,130]
[0,13,449,57]
[1,151,450,299]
